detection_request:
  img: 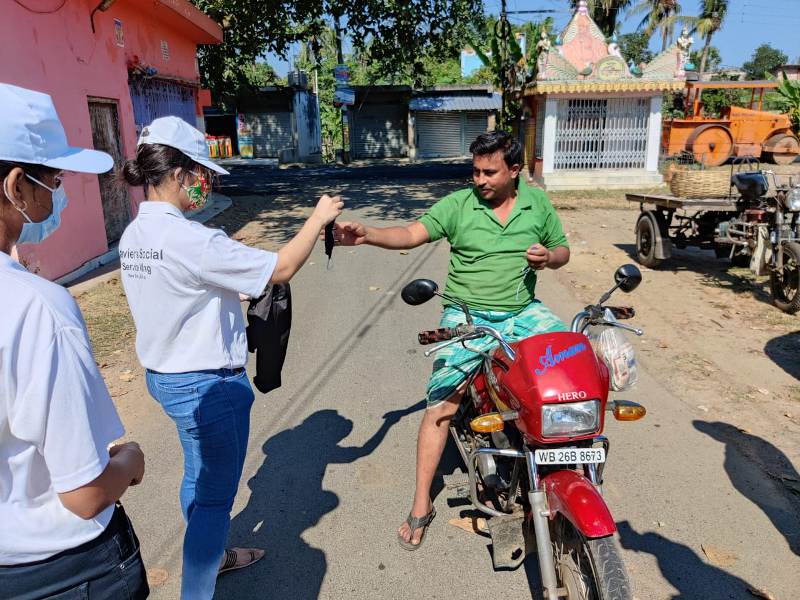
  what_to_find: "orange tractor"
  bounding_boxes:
[662,80,800,166]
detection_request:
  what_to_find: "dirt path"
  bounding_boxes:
[553,201,800,505]
[71,169,800,596]
[76,175,800,504]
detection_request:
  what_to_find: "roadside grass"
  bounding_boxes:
[74,277,135,365]
[548,188,660,211]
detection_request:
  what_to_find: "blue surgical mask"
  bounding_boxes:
[11,174,68,245]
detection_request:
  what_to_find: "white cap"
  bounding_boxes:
[137,116,229,175]
[0,83,113,174]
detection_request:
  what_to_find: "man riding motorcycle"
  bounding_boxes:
[332,130,571,549]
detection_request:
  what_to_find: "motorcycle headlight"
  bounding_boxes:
[541,400,601,438]
[784,188,800,212]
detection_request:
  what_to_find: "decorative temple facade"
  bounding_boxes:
[523,0,691,190]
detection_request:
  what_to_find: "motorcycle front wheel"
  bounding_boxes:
[550,516,632,600]
[770,241,800,314]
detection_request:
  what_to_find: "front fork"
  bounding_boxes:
[466,446,561,599]
[525,450,562,600]
[466,439,609,600]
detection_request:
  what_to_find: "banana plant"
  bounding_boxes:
[770,73,800,134]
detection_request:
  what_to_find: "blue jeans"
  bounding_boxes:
[0,504,148,599]
[145,368,254,600]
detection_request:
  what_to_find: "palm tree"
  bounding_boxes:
[694,0,729,77]
[627,0,684,51]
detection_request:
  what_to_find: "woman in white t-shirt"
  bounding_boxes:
[0,84,148,598]
[118,116,342,600]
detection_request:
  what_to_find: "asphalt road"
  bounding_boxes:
[120,167,799,599]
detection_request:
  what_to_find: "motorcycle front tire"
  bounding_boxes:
[550,517,632,600]
[770,241,800,314]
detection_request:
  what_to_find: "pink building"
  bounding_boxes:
[1,0,222,280]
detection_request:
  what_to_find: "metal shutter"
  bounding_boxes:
[463,112,489,154]
[245,112,293,158]
[352,104,407,158]
[416,112,462,158]
[129,79,197,134]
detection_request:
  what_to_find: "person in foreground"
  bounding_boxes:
[117,116,342,599]
[0,83,147,598]
[331,130,570,549]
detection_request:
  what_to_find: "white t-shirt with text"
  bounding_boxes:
[0,252,124,565]
[119,201,277,372]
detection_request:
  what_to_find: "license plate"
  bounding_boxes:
[535,447,606,465]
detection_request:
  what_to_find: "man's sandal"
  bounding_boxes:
[397,507,436,551]
[218,547,265,576]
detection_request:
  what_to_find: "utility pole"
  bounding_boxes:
[496,0,511,128]
[334,15,349,164]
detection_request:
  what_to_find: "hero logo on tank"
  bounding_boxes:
[557,391,588,401]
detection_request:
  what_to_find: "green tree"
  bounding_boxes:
[190,0,483,106]
[295,28,348,161]
[690,46,721,73]
[472,17,553,128]
[618,31,654,65]
[742,44,788,80]
[627,0,686,51]
[245,62,280,87]
[692,0,729,78]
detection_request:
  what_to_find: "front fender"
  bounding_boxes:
[542,470,616,538]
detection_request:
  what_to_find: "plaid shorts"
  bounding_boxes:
[425,300,567,407]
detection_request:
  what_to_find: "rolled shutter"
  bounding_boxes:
[246,112,293,158]
[416,112,462,158]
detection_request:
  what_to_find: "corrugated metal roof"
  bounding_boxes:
[410,93,501,112]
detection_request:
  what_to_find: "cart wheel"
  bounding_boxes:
[770,242,800,314]
[763,133,800,166]
[687,124,734,167]
[636,215,662,268]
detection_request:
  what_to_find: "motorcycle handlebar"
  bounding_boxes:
[418,328,458,345]
[606,306,635,320]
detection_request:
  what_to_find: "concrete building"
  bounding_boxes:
[236,83,322,163]
[409,86,500,159]
[344,85,501,161]
[1,0,221,280]
[347,86,413,159]
[523,0,687,191]
[773,65,800,81]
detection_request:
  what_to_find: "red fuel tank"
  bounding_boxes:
[490,332,609,444]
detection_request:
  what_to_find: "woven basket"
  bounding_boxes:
[668,168,731,198]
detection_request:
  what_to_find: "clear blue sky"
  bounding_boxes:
[268,0,800,76]
[485,0,800,68]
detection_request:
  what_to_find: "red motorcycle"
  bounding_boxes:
[401,265,646,600]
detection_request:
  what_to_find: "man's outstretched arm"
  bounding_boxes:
[333,221,430,250]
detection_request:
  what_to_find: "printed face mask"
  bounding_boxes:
[183,171,211,210]
[7,173,68,245]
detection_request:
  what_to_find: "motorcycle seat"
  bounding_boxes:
[731,171,768,201]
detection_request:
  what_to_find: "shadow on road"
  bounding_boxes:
[764,331,800,382]
[215,403,425,599]
[617,520,759,599]
[210,163,469,247]
[614,242,776,308]
[693,420,800,556]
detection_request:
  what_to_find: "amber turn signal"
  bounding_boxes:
[470,412,505,433]
[612,400,647,421]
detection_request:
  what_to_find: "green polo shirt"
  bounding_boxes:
[418,180,568,312]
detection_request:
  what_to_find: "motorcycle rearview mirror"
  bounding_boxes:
[401,279,439,305]
[615,264,642,293]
